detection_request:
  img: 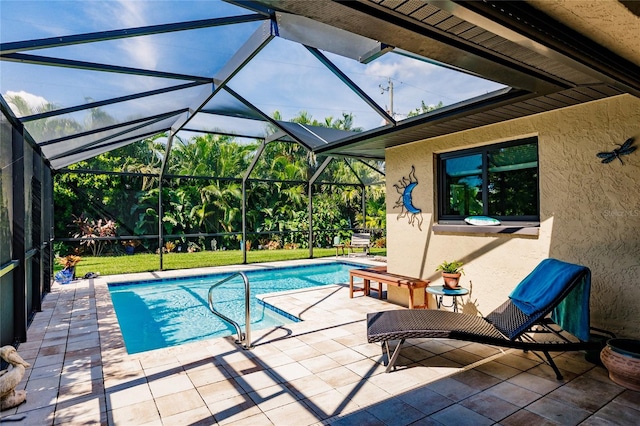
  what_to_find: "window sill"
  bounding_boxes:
[432,223,540,236]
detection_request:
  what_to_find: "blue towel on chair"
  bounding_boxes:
[509,258,590,341]
[550,272,590,341]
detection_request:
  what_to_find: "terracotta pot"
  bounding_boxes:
[600,338,640,391]
[442,272,461,289]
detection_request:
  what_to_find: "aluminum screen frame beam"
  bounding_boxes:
[263,0,568,94]
[181,128,265,141]
[0,53,211,83]
[223,86,304,146]
[276,11,391,62]
[308,156,334,259]
[314,87,534,158]
[305,46,395,126]
[160,20,278,268]
[47,112,179,162]
[342,158,368,230]
[0,14,269,54]
[356,159,385,178]
[158,132,175,271]
[241,140,268,264]
[38,109,189,147]
[163,19,273,174]
[21,82,207,123]
[49,127,175,169]
[169,20,275,138]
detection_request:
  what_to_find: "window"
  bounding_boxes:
[438,137,539,223]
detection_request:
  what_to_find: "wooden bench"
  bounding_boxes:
[349,266,430,309]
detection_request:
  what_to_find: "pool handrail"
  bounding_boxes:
[207,271,252,349]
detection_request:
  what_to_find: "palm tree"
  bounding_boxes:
[5,93,82,141]
[46,102,386,255]
[162,133,256,236]
[120,133,167,191]
[407,100,444,117]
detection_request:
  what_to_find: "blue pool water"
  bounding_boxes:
[108,261,362,354]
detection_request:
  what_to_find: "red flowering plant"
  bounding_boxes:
[72,214,118,256]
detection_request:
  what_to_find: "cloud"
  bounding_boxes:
[115,1,160,70]
[364,56,439,80]
[82,1,160,71]
[1,3,504,134]
[344,53,506,121]
[4,90,50,117]
[227,39,380,125]
[231,43,451,130]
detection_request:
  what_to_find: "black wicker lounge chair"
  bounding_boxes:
[367,259,602,379]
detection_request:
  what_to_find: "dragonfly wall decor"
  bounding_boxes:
[596,137,637,165]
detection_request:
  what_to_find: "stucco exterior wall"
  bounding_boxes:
[386,94,640,338]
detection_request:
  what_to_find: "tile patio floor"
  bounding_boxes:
[1,258,639,425]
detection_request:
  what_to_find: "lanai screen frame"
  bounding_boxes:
[0,0,520,346]
[1,4,395,273]
[51,135,386,269]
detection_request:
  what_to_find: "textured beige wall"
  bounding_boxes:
[528,0,640,66]
[386,94,640,338]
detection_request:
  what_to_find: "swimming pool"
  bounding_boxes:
[108,261,363,354]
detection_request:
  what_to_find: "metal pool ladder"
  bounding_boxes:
[207,272,252,349]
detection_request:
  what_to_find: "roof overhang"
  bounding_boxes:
[248,0,640,159]
[2,0,638,166]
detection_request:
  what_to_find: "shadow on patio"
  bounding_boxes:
[2,267,638,425]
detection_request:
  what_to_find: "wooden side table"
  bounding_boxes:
[426,285,469,313]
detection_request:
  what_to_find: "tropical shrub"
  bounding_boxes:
[72,214,117,256]
[266,240,281,250]
[373,237,386,248]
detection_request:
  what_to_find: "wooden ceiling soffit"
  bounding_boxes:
[434,0,640,97]
[253,0,569,94]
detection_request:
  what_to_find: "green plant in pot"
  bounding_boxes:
[436,260,464,289]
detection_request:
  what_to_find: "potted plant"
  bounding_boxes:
[55,254,82,283]
[122,240,140,255]
[436,260,464,289]
[56,254,81,270]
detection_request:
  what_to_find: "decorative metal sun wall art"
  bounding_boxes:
[597,136,637,165]
[393,165,424,231]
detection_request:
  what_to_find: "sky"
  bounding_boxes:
[1,0,506,139]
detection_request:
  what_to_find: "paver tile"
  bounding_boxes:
[15,263,630,426]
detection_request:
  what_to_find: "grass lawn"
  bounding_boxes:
[62,247,387,277]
